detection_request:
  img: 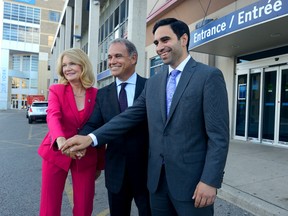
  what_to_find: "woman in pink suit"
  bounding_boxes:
[38,48,105,216]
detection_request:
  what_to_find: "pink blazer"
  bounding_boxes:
[38,84,105,172]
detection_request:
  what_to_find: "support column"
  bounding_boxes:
[59,24,65,53]
[51,38,60,83]
[65,6,73,49]
[0,49,9,110]
[127,0,147,77]
[88,0,100,83]
[38,52,49,98]
[73,0,83,48]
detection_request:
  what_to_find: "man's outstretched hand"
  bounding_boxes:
[60,135,93,153]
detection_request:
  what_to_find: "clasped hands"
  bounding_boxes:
[57,135,92,159]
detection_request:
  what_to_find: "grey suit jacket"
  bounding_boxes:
[92,57,229,201]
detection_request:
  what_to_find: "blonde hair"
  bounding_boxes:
[56,48,95,88]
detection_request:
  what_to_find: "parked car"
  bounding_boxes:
[27,101,48,124]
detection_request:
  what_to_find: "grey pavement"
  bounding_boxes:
[218,140,288,216]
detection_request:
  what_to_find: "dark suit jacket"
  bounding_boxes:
[80,74,149,194]
[91,57,229,201]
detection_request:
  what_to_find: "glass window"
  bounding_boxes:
[262,70,277,140]
[12,56,21,71]
[4,2,11,20]
[3,2,40,24]
[30,79,38,88]
[12,80,17,88]
[19,5,27,22]
[33,28,39,43]
[34,8,40,24]
[11,24,18,41]
[248,73,261,138]
[18,26,26,42]
[31,55,39,71]
[26,7,33,23]
[119,22,127,38]
[235,75,247,136]
[23,56,31,72]
[82,43,88,54]
[11,4,19,21]
[120,0,126,23]
[21,79,29,89]
[127,0,129,16]
[26,26,33,43]
[114,7,119,29]
[150,56,164,77]
[2,22,39,43]
[97,0,129,74]
[100,24,104,42]
[104,19,109,39]
[49,11,60,22]
[109,15,113,35]
[3,23,11,40]
[279,69,288,142]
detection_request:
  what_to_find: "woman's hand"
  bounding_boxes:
[56,137,66,150]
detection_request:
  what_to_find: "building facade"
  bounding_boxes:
[50,0,288,147]
[0,0,65,109]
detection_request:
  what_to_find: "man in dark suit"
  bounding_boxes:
[79,38,151,216]
[63,18,229,216]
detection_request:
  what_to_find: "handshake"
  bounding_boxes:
[57,135,94,159]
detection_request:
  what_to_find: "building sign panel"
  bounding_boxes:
[0,68,8,110]
[13,0,35,5]
[189,0,288,50]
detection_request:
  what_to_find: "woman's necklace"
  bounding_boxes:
[74,93,85,98]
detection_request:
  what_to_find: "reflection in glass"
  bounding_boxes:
[262,71,276,140]
[248,73,260,138]
[279,69,288,142]
[236,75,247,136]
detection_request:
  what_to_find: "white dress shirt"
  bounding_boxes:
[89,72,138,146]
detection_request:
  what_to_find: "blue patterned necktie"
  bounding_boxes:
[119,82,128,112]
[166,70,180,116]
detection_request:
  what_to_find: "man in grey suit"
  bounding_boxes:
[80,38,151,216]
[63,18,229,216]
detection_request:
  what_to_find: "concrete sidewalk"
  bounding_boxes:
[218,140,288,216]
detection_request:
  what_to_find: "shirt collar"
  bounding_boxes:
[116,72,137,86]
[168,55,191,74]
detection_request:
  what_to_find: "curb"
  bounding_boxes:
[218,184,288,216]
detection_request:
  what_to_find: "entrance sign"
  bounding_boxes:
[189,0,288,50]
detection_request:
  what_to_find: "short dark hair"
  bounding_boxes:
[152,18,190,51]
[109,38,138,57]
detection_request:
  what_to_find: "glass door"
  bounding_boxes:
[236,56,288,146]
[278,66,288,144]
[247,69,262,141]
[235,75,247,137]
[262,67,277,142]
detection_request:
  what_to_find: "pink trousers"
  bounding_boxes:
[39,159,97,216]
